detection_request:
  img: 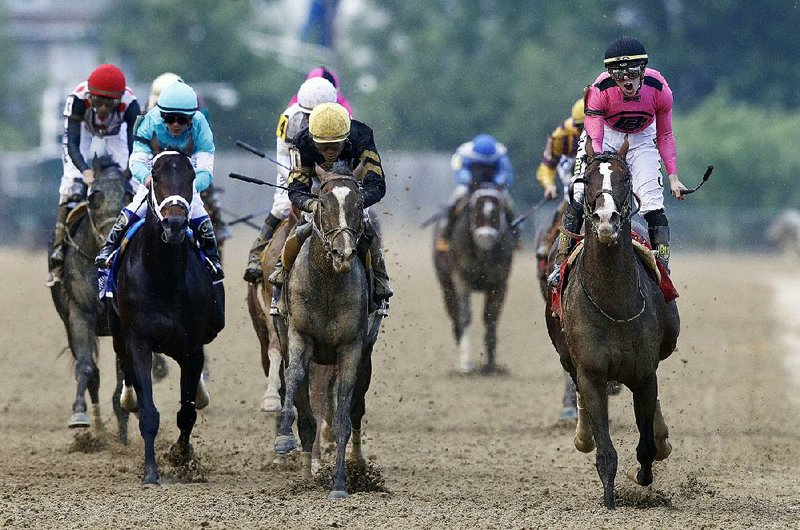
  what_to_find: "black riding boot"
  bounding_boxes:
[435,203,458,252]
[95,210,134,268]
[645,209,671,272]
[195,217,224,281]
[547,202,584,287]
[367,227,393,316]
[243,213,282,283]
[46,204,72,286]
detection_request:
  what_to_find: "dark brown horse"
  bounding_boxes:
[273,162,383,500]
[111,147,224,483]
[50,155,131,437]
[545,138,679,509]
[433,184,515,373]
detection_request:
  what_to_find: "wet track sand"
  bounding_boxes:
[1,231,799,529]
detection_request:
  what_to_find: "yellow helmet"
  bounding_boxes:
[571,98,585,124]
[309,102,351,143]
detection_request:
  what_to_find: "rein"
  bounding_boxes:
[148,150,192,222]
[579,252,647,323]
[574,153,640,240]
[312,175,364,257]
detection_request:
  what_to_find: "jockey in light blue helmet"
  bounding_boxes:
[436,133,515,251]
[94,80,224,281]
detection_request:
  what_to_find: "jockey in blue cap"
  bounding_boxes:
[436,134,514,251]
[94,81,224,281]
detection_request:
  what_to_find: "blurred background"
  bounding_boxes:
[1,0,799,252]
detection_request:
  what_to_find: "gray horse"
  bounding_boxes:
[545,138,680,509]
[273,163,382,500]
[433,185,515,373]
[50,155,131,440]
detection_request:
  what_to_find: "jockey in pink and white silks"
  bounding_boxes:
[242,77,340,283]
[94,81,224,282]
[549,36,687,287]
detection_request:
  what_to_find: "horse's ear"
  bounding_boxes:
[353,160,366,182]
[184,134,195,156]
[315,163,330,183]
[150,132,161,154]
[619,135,630,159]
[585,134,595,158]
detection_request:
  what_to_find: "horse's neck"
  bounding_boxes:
[306,233,339,279]
[141,213,188,284]
[582,226,639,300]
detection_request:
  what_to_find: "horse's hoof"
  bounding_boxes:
[68,412,91,428]
[559,406,578,422]
[457,362,476,375]
[328,490,350,501]
[260,393,281,413]
[169,442,194,461]
[143,470,160,485]
[275,434,297,455]
[195,379,210,410]
[655,438,672,461]
[574,435,595,453]
[311,458,322,474]
[120,385,138,413]
[625,466,653,486]
[272,453,289,465]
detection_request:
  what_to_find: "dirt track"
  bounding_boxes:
[1,231,799,529]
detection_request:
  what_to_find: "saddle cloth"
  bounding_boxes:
[550,231,679,320]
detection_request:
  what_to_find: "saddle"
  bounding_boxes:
[550,230,679,320]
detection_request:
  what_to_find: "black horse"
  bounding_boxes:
[111,145,224,483]
[545,138,679,509]
[274,162,383,500]
[50,155,131,437]
[433,184,515,373]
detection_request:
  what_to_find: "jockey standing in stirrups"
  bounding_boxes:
[94,81,224,281]
[242,77,338,283]
[267,102,392,315]
[435,134,514,252]
[534,98,585,260]
[288,65,354,117]
[47,64,141,286]
[549,36,688,287]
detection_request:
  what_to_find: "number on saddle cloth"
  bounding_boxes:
[97,219,146,301]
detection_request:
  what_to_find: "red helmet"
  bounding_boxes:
[87,64,126,98]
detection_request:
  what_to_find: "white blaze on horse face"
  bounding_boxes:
[483,200,494,219]
[594,162,619,240]
[332,187,350,229]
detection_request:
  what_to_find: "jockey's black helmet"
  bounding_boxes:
[604,36,648,69]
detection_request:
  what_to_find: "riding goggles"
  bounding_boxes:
[161,112,191,125]
[608,65,643,81]
[89,94,121,108]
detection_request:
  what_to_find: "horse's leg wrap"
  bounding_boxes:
[645,209,670,271]
[366,223,393,302]
[244,213,282,283]
[548,202,584,287]
[95,209,135,268]
[194,217,224,281]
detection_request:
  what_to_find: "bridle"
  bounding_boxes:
[148,150,192,222]
[571,153,640,240]
[467,186,506,241]
[63,173,127,261]
[312,175,364,257]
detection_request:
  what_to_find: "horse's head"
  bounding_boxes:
[314,161,365,273]
[468,184,507,251]
[149,140,195,245]
[575,137,638,245]
[87,155,130,221]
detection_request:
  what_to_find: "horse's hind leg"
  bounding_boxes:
[111,352,130,444]
[560,371,578,422]
[627,374,659,487]
[577,372,617,509]
[295,375,316,479]
[451,278,473,373]
[348,349,373,463]
[653,398,672,461]
[329,341,362,500]
[172,348,204,463]
[309,363,335,473]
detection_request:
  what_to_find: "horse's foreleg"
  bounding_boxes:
[577,372,616,509]
[172,347,203,464]
[261,347,283,412]
[275,328,310,455]
[559,371,578,422]
[482,285,506,374]
[452,277,473,373]
[627,374,658,487]
[295,375,316,479]
[309,363,335,473]
[66,312,99,429]
[128,339,159,484]
[348,349,373,463]
[329,341,362,500]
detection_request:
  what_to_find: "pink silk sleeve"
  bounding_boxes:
[584,86,606,153]
[655,86,677,175]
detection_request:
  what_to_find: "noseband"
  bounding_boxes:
[148,150,192,222]
[312,175,364,257]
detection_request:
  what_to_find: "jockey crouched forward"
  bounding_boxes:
[267,102,392,315]
[94,81,224,281]
[242,76,339,282]
[47,64,141,286]
[435,134,514,252]
[548,36,688,287]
